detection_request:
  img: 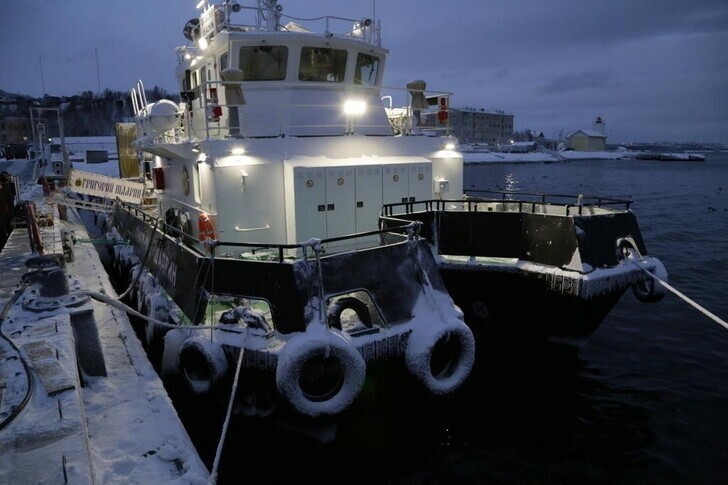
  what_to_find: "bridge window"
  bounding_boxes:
[299,47,347,82]
[354,53,379,86]
[238,46,288,81]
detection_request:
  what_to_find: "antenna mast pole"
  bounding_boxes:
[95,48,101,94]
[39,55,47,95]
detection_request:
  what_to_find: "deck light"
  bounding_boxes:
[196,1,206,9]
[343,100,367,116]
[231,147,245,155]
[444,142,456,150]
[198,37,208,50]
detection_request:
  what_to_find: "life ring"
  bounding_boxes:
[178,336,229,394]
[632,259,668,303]
[275,332,365,417]
[198,212,216,241]
[327,296,373,330]
[405,319,475,395]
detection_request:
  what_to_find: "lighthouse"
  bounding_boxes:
[593,116,606,135]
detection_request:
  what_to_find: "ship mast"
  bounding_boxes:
[257,0,282,31]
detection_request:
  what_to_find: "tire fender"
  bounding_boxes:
[178,336,229,394]
[276,332,365,418]
[327,296,372,330]
[633,259,668,303]
[405,319,476,395]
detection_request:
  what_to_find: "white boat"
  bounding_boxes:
[103,0,667,418]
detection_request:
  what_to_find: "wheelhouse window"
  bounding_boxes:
[354,53,380,86]
[238,46,288,81]
[299,47,347,82]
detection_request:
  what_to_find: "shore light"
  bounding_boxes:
[343,100,367,116]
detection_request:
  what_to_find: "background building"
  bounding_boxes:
[0,117,31,144]
[566,116,607,151]
[422,107,514,146]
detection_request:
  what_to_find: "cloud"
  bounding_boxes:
[536,70,617,95]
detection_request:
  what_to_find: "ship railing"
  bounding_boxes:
[197,2,381,46]
[381,192,632,219]
[465,190,632,215]
[381,85,453,136]
[177,80,441,140]
[119,200,420,264]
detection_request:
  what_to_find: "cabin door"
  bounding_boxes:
[325,166,356,244]
[382,164,410,205]
[355,165,383,234]
[408,162,433,203]
[293,167,327,243]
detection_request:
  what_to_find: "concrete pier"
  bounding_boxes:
[0,161,208,483]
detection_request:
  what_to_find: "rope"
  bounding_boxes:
[312,243,326,327]
[207,334,247,485]
[0,284,34,431]
[78,290,243,333]
[75,238,131,246]
[117,219,161,301]
[634,263,728,330]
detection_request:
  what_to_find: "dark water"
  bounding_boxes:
[205,154,728,484]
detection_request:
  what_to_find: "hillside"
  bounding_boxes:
[0,87,177,137]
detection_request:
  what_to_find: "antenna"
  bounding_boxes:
[39,54,47,95]
[95,48,102,94]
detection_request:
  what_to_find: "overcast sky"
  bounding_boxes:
[1,0,727,143]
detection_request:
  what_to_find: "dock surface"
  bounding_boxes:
[0,161,208,483]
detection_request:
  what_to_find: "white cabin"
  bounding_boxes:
[133,1,463,251]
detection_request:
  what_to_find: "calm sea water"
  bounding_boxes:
[207,154,728,484]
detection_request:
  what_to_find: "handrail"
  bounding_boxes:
[116,200,420,264]
[465,189,631,207]
[148,79,456,142]
[381,195,632,218]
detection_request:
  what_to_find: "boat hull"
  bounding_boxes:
[440,265,626,344]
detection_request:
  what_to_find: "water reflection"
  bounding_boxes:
[504,172,520,192]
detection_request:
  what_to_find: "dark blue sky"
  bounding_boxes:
[2,0,726,144]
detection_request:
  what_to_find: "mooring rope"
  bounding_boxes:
[207,335,247,485]
[634,263,728,330]
[0,284,34,432]
[79,290,242,333]
[117,218,161,301]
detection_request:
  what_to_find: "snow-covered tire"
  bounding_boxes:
[327,296,372,330]
[633,259,668,303]
[160,329,190,377]
[275,333,365,418]
[178,337,229,394]
[405,319,475,395]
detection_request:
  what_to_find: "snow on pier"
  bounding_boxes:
[0,161,208,483]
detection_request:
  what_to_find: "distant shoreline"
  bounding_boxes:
[463,150,712,164]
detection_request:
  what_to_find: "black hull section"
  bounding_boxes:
[380,195,659,344]
[441,267,625,344]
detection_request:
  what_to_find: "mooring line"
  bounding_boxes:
[208,335,247,485]
[79,290,241,332]
[634,263,728,330]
